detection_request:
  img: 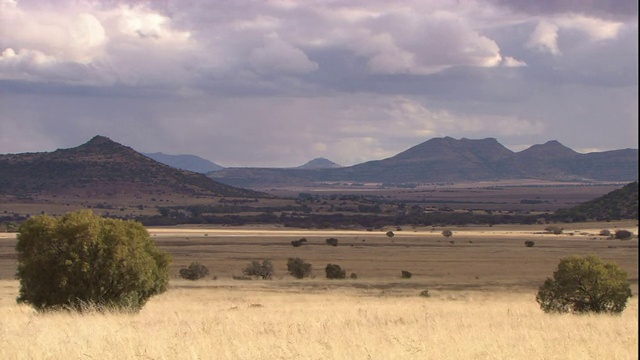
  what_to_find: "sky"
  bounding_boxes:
[0,0,637,167]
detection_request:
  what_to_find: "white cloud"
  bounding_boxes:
[526,15,625,55]
[502,56,527,67]
[556,15,624,41]
[527,20,560,55]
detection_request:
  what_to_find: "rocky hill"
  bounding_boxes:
[209,137,638,188]
[143,152,224,174]
[0,136,262,199]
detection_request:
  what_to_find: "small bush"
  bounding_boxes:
[325,263,346,279]
[349,273,358,279]
[243,260,274,280]
[545,225,563,235]
[386,231,395,238]
[599,229,611,237]
[401,270,413,279]
[442,230,453,238]
[419,289,430,298]
[536,255,632,314]
[325,238,339,246]
[291,240,302,247]
[524,240,535,247]
[179,262,210,280]
[287,257,312,279]
[615,230,633,240]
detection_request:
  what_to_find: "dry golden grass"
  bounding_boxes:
[0,280,637,360]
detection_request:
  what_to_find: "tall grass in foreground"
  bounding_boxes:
[0,280,637,360]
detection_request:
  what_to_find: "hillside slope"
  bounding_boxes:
[554,182,638,221]
[0,136,262,199]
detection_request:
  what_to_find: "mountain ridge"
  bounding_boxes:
[208,137,638,188]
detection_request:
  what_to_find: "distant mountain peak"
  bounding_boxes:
[81,135,120,148]
[519,140,578,157]
[297,157,342,169]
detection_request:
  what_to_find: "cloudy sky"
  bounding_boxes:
[1,0,637,167]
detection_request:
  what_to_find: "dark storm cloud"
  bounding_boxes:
[0,0,637,166]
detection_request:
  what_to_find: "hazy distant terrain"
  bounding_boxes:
[143,152,224,174]
[209,137,638,188]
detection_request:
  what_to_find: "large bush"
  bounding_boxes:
[287,257,312,279]
[536,255,632,314]
[243,260,274,279]
[325,263,346,279]
[16,210,171,312]
[614,230,633,240]
[179,262,210,280]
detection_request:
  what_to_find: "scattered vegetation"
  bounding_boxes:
[442,230,453,238]
[15,210,171,312]
[287,258,312,279]
[524,240,535,247]
[536,255,632,314]
[179,262,210,280]
[419,289,430,297]
[325,264,346,279]
[243,260,274,280]
[401,270,413,279]
[599,229,611,237]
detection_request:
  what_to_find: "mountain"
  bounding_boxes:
[335,137,515,182]
[143,152,224,174]
[209,137,638,188]
[297,158,342,169]
[554,181,638,221]
[0,135,262,199]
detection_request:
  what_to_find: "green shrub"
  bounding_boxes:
[325,238,339,246]
[524,240,535,247]
[614,230,633,240]
[599,229,611,237]
[15,210,171,312]
[386,231,394,238]
[349,272,358,279]
[287,257,312,279]
[442,230,453,238]
[419,289,430,298]
[325,263,346,279]
[536,255,632,314]
[401,270,413,279]
[243,260,274,280]
[179,262,210,280]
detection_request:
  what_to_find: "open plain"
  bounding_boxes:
[0,221,638,359]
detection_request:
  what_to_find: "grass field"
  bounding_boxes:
[0,281,637,360]
[0,221,637,359]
